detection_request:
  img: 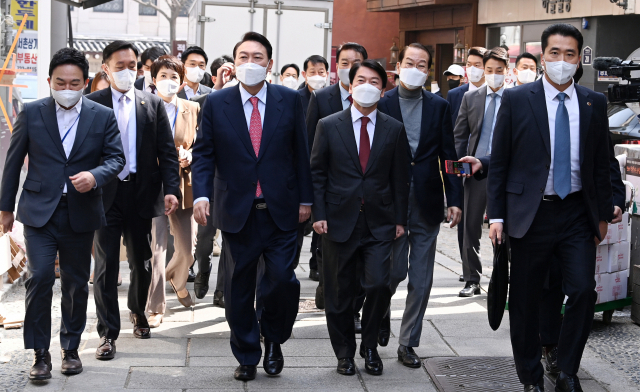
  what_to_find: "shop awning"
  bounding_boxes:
[73,38,171,56]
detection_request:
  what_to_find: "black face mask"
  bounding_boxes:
[448,79,461,90]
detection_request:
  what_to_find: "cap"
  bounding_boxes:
[444,64,465,77]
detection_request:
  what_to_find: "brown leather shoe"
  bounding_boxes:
[130,312,151,339]
[95,337,116,360]
[29,349,52,380]
[61,349,83,375]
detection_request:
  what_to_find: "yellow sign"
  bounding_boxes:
[11,0,37,31]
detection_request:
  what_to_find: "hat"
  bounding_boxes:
[444,64,465,77]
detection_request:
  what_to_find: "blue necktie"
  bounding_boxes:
[475,93,497,157]
[554,92,571,199]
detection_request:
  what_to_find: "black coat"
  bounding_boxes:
[306,83,344,151]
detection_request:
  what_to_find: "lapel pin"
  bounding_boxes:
[587,102,591,106]
[141,101,145,105]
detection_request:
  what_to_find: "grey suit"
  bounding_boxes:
[178,84,212,100]
[453,85,494,283]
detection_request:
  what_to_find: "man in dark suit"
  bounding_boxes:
[135,46,166,93]
[377,43,462,366]
[191,32,313,381]
[306,42,367,324]
[85,40,180,360]
[179,45,213,100]
[311,60,409,376]
[0,48,125,380]
[487,24,613,392]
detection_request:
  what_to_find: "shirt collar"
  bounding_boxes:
[468,82,484,92]
[111,87,136,103]
[239,82,268,106]
[55,96,82,114]
[163,95,178,109]
[486,85,505,97]
[351,105,377,126]
[339,83,351,101]
[542,75,575,101]
[184,84,199,95]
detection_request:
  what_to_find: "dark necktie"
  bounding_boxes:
[359,116,370,173]
[554,92,571,199]
[347,95,353,105]
[476,93,497,157]
[150,85,156,94]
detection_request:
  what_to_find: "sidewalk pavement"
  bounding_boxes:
[0,224,638,391]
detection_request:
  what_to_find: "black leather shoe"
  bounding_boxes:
[555,371,582,392]
[459,275,465,282]
[29,349,52,380]
[187,266,196,282]
[95,337,116,360]
[315,285,325,310]
[337,358,356,376]
[194,271,210,299]
[359,344,383,375]
[354,314,362,334]
[459,281,481,297]
[129,312,151,339]
[543,346,560,377]
[378,313,390,347]
[213,290,225,308]
[263,340,284,375]
[397,345,421,368]
[234,365,257,381]
[524,378,545,391]
[309,269,320,281]
[60,349,83,375]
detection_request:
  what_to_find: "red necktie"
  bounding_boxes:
[347,95,353,105]
[359,116,370,173]
[249,97,263,197]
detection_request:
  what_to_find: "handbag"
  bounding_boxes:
[487,239,509,331]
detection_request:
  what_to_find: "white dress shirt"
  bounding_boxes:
[163,97,178,138]
[542,76,582,195]
[111,87,137,174]
[339,83,352,110]
[484,85,504,155]
[56,97,83,193]
[184,84,200,100]
[350,105,376,153]
[468,82,485,92]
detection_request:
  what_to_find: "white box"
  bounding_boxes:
[609,269,628,302]
[607,241,630,273]
[617,212,629,242]
[602,223,616,245]
[595,273,610,304]
[595,244,609,274]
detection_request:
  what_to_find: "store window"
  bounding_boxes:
[139,0,157,16]
[94,0,123,13]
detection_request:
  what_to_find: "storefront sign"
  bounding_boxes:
[542,0,571,14]
[11,0,37,30]
[582,46,592,66]
[15,30,37,74]
[626,158,640,214]
[173,41,187,59]
[598,70,620,83]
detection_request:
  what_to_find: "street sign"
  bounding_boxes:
[11,0,37,30]
[582,46,592,66]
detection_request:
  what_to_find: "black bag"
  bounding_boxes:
[487,240,509,331]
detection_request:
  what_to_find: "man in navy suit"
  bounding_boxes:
[487,24,613,392]
[192,32,313,382]
[377,43,462,367]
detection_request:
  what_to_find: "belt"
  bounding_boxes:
[253,199,267,209]
[120,173,136,182]
[542,190,583,202]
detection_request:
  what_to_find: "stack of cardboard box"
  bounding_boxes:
[595,212,630,304]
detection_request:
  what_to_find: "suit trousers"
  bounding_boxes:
[323,211,393,359]
[195,202,216,275]
[389,186,441,347]
[146,215,169,315]
[165,207,197,291]
[94,180,153,340]
[215,239,230,294]
[309,231,319,271]
[222,204,300,366]
[23,198,93,350]
[539,260,564,347]
[461,177,487,282]
[509,196,596,385]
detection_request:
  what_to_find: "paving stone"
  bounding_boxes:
[62,367,129,390]
[188,338,234,357]
[244,367,363,390]
[80,337,188,367]
[430,317,511,339]
[291,319,331,339]
[441,337,515,357]
[145,321,230,339]
[127,367,243,390]
[188,356,336,368]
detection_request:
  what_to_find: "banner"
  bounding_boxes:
[15,30,37,75]
[11,0,37,31]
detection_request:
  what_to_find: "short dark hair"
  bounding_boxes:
[303,55,328,72]
[398,43,433,70]
[141,46,166,64]
[210,55,233,76]
[483,47,509,67]
[181,45,208,65]
[49,47,90,81]
[233,32,273,60]
[573,66,583,84]
[137,61,143,70]
[349,59,388,89]
[468,46,487,59]
[103,40,139,64]
[280,63,300,77]
[336,42,368,64]
[541,23,583,54]
[150,55,185,84]
[516,52,538,68]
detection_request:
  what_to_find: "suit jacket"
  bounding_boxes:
[134,77,145,92]
[298,85,312,117]
[0,97,125,232]
[85,88,181,220]
[310,108,409,243]
[487,79,613,239]
[178,84,212,100]
[174,98,199,208]
[378,87,462,225]
[191,83,313,233]
[446,83,470,127]
[306,83,344,151]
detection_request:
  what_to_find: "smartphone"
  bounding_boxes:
[444,160,472,175]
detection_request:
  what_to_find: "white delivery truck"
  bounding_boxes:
[187,0,333,85]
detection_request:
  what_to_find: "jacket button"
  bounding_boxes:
[540,188,544,193]
[65,163,69,167]
[411,162,415,166]
[252,182,256,186]
[60,184,64,189]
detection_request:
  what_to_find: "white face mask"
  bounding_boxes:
[51,87,83,108]
[516,69,537,84]
[282,76,298,90]
[467,66,484,83]
[185,66,205,84]
[307,75,327,90]
[337,68,351,87]
[543,58,578,85]
[144,70,153,86]
[399,67,427,90]
[110,68,137,91]
[236,63,267,86]
[485,73,505,90]
[351,83,382,108]
[156,79,180,98]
